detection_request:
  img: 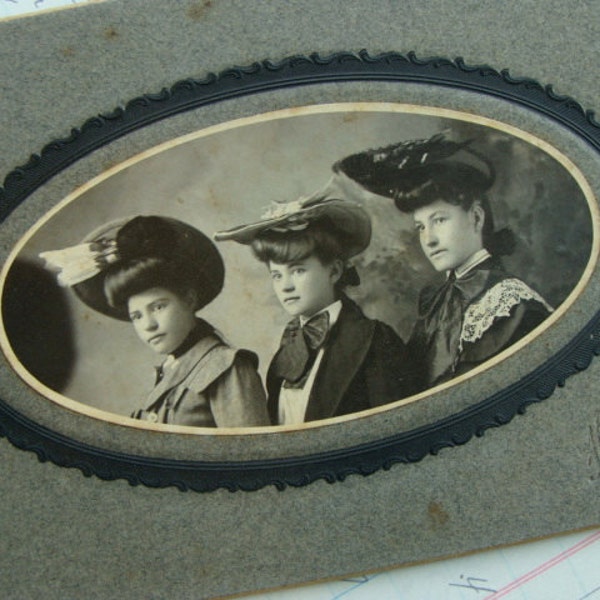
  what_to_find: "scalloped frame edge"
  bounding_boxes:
[1,50,599,492]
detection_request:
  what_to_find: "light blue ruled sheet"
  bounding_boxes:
[252,528,600,600]
[0,0,92,19]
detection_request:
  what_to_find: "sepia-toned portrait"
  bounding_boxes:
[0,104,595,433]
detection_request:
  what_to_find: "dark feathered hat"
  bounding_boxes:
[333,133,495,212]
[40,215,225,320]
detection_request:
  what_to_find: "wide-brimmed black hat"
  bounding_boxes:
[214,188,372,260]
[333,133,495,212]
[40,215,225,320]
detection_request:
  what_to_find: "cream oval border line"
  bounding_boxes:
[0,101,598,437]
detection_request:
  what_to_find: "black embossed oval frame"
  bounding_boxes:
[0,52,598,492]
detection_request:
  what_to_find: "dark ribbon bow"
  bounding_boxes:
[271,311,331,388]
[418,266,491,385]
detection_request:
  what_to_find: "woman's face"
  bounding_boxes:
[268,254,342,318]
[127,287,197,355]
[413,199,484,272]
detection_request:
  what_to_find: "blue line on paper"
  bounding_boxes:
[332,575,379,599]
[579,585,600,600]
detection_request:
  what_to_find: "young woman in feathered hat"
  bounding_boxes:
[215,192,415,425]
[41,215,270,428]
[336,133,553,389]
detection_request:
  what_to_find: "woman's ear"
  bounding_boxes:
[471,201,485,233]
[330,259,344,285]
[183,289,198,311]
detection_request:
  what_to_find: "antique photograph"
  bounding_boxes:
[0,104,595,431]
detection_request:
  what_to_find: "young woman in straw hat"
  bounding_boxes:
[216,195,415,425]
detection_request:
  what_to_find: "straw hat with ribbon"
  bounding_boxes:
[214,180,372,260]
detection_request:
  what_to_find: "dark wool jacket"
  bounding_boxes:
[266,296,415,424]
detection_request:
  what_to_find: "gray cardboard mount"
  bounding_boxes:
[1,1,599,599]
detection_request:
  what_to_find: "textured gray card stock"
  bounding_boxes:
[0,2,599,599]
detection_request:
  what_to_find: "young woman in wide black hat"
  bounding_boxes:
[41,215,269,428]
[336,133,553,389]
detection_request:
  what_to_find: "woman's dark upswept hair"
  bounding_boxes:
[393,164,516,257]
[251,219,360,289]
[335,135,516,257]
[103,257,197,315]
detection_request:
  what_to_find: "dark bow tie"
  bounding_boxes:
[271,311,331,388]
[417,264,493,385]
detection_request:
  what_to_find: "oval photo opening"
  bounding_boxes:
[0,104,596,433]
